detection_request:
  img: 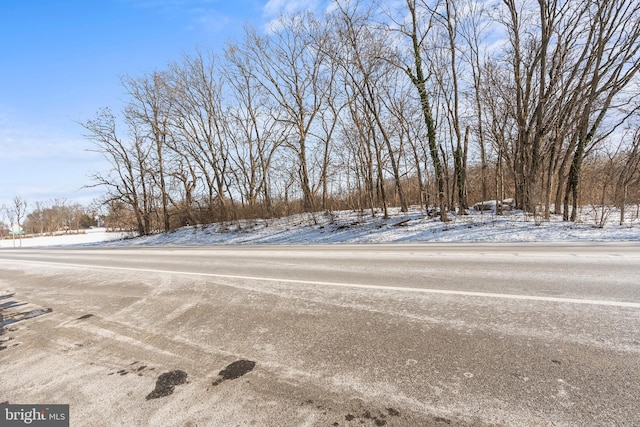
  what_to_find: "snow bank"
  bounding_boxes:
[2,207,638,248]
[108,207,640,246]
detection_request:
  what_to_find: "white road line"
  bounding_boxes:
[7,259,640,308]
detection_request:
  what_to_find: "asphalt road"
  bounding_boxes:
[0,244,639,426]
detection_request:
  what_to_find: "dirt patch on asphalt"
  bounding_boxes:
[108,361,153,377]
[299,399,405,426]
[76,314,94,320]
[212,360,256,386]
[343,407,401,426]
[146,370,188,400]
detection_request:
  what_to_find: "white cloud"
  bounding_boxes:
[263,0,323,18]
[261,0,334,34]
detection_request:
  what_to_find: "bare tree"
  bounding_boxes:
[79,1,639,229]
[459,0,491,207]
[224,41,284,216]
[122,72,175,232]
[242,15,334,213]
[616,128,640,224]
[341,85,380,216]
[9,196,28,231]
[332,2,410,214]
[562,0,640,221]
[429,0,470,213]
[7,196,28,246]
[167,50,232,221]
[82,108,154,235]
[498,0,555,213]
[395,0,450,221]
[481,0,640,222]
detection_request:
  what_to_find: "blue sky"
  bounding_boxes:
[0,0,322,213]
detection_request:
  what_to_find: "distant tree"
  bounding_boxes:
[10,196,28,232]
[103,200,136,231]
[26,200,48,235]
[79,213,97,229]
[24,200,95,234]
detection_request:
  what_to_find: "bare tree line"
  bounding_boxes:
[23,200,95,235]
[0,198,97,238]
[81,0,640,235]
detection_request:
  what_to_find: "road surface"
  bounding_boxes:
[1,244,639,426]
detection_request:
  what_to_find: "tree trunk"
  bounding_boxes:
[406,0,449,221]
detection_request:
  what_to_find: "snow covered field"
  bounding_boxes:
[0,227,128,248]
[3,206,638,248]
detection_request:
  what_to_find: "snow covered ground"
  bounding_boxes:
[3,206,638,248]
[0,227,128,248]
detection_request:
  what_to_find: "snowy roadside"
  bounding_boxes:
[2,207,639,248]
[0,209,640,248]
[115,208,640,246]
